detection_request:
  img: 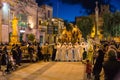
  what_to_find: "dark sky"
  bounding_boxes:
[36,0,120,22]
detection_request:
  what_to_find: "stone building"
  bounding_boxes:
[0,0,54,44]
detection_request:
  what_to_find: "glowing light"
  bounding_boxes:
[20,30,25,33]
[2,2,9,13]
[91,25,103,39]
[28,16,34,28]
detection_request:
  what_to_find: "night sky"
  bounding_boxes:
[36,0,120,22]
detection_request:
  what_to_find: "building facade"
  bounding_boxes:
[0,0,54,44]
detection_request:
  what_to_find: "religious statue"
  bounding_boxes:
[12,17,18,35]
[10,16,19,45]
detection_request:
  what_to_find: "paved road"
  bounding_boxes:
[5,62,86,80]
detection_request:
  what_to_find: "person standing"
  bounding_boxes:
[87,45,94,63]
[74,43,80,61]
[52,44,57,61]
[37,44,42,61]
[86,60,92,80]
[12,45,20,66]
[67,43,73,61]
[93,46,105,80]
[16,46,22,66]
[1,46,9,74]
[61,43,67,61]
[0,46,2,70]
[28,44,34,62]
[103,50,120,80]
[82,48,87,60]
[55,43,61,61]
[43,43,49,62]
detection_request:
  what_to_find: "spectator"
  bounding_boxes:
[86,60,92,80]
[11,46,19,66]
[28,44,34,62]
[16,46,22,66]
[1,46,9,73]
[103,50,120,80]
[82,48,87,60]
[42,43,50,62]
[37,44,42,61]
[93,45,105,80]
[52,44,57,61]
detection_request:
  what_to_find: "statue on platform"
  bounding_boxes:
[60,25,82,43]
[10,16,19,45]
[12,17,18,35]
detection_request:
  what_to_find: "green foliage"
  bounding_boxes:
[18,21,27,27]
[103,12,120,37]
[76,16,93,40]
[28,34,35,42]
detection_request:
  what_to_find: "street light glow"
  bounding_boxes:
[2,2,9,12]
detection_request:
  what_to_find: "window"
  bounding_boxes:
[40,35,43,43]
[48,10,51,18]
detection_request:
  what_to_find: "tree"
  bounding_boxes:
[28,33,35,42]
[76,16,93,40]
[112,12,120,37]
[102,13,112,37]
[102,12,120,37]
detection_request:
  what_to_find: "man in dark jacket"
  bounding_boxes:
[37,44,42,61]
[103,50,120,80]
[93,46,105,80]
[16,46,22,66]
[28,44,34,62]
[52,44,57,61]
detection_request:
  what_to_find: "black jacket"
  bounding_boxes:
[103,59,120,80]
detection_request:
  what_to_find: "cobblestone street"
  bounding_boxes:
[4,62,86,80]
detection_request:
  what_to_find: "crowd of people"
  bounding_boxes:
[0,44,22,75]
[0,40,120,80]
[41,40,120,80]
[84,41,120,80]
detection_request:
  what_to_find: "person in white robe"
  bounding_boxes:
[74,42,80,61]
[55,43,61,61]
[79,43,83,61]
[61,43,67,61]
[67,43,74,61]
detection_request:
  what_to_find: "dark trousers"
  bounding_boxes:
[37,53,43,61]
[87,73,91,79]
[29,53,33,62]
[94,74,100,80]
[0,61,1,70]
[52,53,56,61]
[43,54,50,62]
